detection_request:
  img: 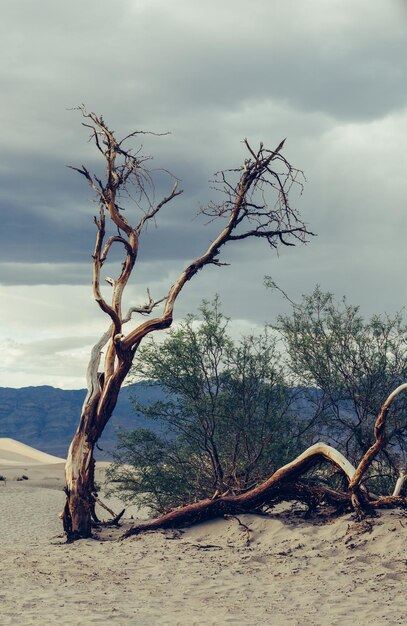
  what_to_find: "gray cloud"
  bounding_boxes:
[1,0,407,387]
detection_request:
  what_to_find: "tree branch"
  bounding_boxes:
[137,182,183,234]
[120,442,356,537]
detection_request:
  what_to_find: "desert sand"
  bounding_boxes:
[0,439,406,626]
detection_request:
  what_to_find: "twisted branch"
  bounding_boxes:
[119,385,407,538]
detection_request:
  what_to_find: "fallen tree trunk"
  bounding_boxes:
[121,443,356,538]
[121,436,407,539]
[121,481,353,538]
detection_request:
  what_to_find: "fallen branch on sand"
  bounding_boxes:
[115,384,407,539]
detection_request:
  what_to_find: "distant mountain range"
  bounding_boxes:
[0,384,166,459]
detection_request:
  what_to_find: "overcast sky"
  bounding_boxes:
[1,0,407,389]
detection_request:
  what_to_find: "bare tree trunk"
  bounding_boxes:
[63,324,108,538]
[63,377,107,539]
[63,350,133,539]
[63,425,96,539]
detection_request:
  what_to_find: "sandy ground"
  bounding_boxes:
[1,444,407,625]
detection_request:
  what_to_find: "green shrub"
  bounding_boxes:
[106,298,304,514]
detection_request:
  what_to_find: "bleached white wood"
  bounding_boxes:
[270,441,357,484]
[393,471,407,497]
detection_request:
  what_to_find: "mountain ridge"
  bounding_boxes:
[0,383,165,459]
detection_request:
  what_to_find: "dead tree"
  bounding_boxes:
[62,108,311,540]
[122,384,407,538]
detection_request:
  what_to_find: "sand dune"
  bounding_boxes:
[0,443,406,625]
[0,438,65,466]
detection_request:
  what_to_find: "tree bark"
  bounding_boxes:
[63,355,134,539]
[63,427,96,539]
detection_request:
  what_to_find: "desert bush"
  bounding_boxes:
[107,289,407,514]
[275,285,407,493]
[106,298,304,514]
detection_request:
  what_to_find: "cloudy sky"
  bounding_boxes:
[0,0,406,389]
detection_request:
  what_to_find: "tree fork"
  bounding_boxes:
[63,107,311,540]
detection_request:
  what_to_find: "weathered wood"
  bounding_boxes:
[121,426,407,539]
[121,443,356,538]
[371,495,407,508]
[349,383,407,518]
[64,107,311,540]
[393,471,407,497]
[64,429,96,539]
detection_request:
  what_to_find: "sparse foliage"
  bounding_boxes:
[106,298,302,514]
[113,288,407,537]
[274,286,407,493]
